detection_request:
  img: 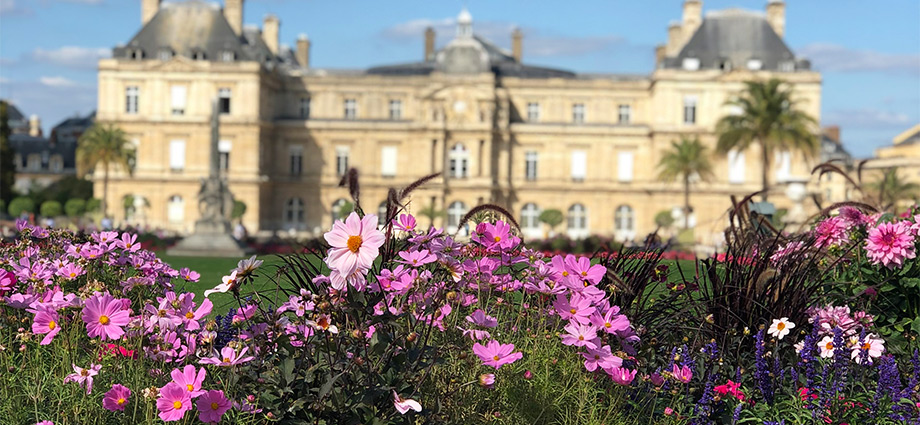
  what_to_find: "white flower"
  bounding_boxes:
[204,270,239,298]
[767,317,795,340]
[850,334,885,364]
[793,340,805,354]
[818,336,835,358]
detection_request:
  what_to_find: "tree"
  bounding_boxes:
[654,210,675,229]
[232,200,247,221]
[417,203,445,228]
[716,78,818,201]
[0,101,15,205]
[65,199,87,217]
[40,200,62,217]
[77,124,135,216]
[657,137,714,229]
[538,209,564,236]
[8,197,35,217]
[867,168,919,211]
[86,198,102,213]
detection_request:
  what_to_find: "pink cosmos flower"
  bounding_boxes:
[324,212,385,277]
[457,326,492,341]
[56,262,84,281]
[553,293,594,324]
[581,345,622,372]
[117,233,140,252]
[196,390,231,423]
[472,340,523,369]
[671,364,693,383]
[466,309,498,328]
[605,366,637,385]
[179,268,200,282]
[156,382,192,422]
[102,384,131,412]
[0,269,16,293]
[199,346,255,367]
[865,221,916,269]
[31,306,61,345]
[479,373,496,389]
[397,249,437,267]
[306,313,339,334]
[393,391,422,414]
[82,292,131,341]
[474,221,517,250]
[814,216,849,248]
[393,214,417,233]
[590,306,630,334]
[170,365,207,398]
[564,255,606,287]
[560,321,600,349]
[64,363,101,394]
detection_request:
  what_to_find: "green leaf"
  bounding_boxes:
[282,357,295,384]
[911,317,920,334]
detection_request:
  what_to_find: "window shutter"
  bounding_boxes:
[169,140,186,170]
[617,151,634,182]
[571,150,587,179]
[728,149,745,184]
[170,86,187,109]
[381,146,397,177]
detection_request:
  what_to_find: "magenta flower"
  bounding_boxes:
[196,390,231,423]
[605,366,637,386]
[35,422,54,425]
[553,293,594,325]
[170,365,207,398]
[102,384,131,412]
[560,321,600,349]
[0,269,16,292]
[671,364,693,383]
[397,249,437,267]
[814,216,849,248]
[324,212,385,277]
[199,346,255,367]
[474,221,517,250]
[564,255,606,286]
[590,306,630,334]
[64,363,101,394]
[179,268,200,282]
[116,233,140,252]
[56,262,84,281]
[156,382,192,422]
[472,340,523,369]
[81,292,131,340]
[393,214,417,232]
[393,391,422,414]
[31,306,61,345]
[866,221,916,269]
[479,373,496,389]
[465,309,498,328]
[581,345,622,372]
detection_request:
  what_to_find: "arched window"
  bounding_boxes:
[285,198,305,228]
[377,202,388,228]
[167,195,184,224]
[567,204,588,238]
[448,144,469,179]
[447,201,467,234]
[614,205,635,241]
[332,199,349,222]
[521,203,541,238]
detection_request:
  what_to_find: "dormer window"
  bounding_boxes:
[747,59,763,70]
[779,61,795,72]
[192,51,206,61]
[158,49,173,61]
[719,60,732,71]
[220,51,235,62]
[682,57,700,71]
[129,49,144,60]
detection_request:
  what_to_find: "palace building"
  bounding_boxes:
[95,0,835,244]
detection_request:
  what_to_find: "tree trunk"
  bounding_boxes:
[103,162,109,217]
[684,175,691,229]
[760,139,770,202]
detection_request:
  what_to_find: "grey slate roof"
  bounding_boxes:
[113,1,284,66]
[9,134,77,172]
[50,111,95,145]
[663,9,809,71]
[2,100,30,134]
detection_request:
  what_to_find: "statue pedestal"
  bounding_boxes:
[166,231,254,258]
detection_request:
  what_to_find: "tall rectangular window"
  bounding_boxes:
[776,150,791,181]
[728,149,745,184]
[618,104,631,124]
[571,150,587,181]
[125,86,139,114]
[683,95,697,125]
[344,99,356,120]
[300,97,311,119]
[527,102,540,122]
[218,88,231,114]
[389,100,402,120]
[617,151,634,182]
[169,140,185,172]
[335,146,349,176]
[170,85,186,115]
[572,103,585,123]
[218,140,231,172]
[381,146,397,177]
[289,145,303,176]
[525,151,538,181]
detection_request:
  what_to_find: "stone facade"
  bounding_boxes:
[95,0,832,245]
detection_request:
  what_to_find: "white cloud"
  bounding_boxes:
[798,43,920,75]
[39,76,78,87]
[0,77,10,84]
[825,108,914,129]
[30,46,110,69]
[0,0,30,15]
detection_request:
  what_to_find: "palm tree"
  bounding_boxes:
[716,78,818,201]
[867,168,919,211]
[657,136,714,229]
[77,124,135,216]
[417,203,445,228]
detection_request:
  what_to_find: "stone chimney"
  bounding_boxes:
[263,14,280,55]
[141,0,161,25]
[767,0,786,38]
[296,34,310,68]
[655,45,666,68]
[666,21,682,56]
[28,114,41,137]
[681,0,702,47]
[511,27,523,62]
[824,125,840,144]
[224,0,244,35]
[424,27,435,61]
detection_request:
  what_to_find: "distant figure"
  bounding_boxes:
[233,222,247,241]
[101,216,113,231]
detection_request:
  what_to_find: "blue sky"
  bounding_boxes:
[1,0,918,157]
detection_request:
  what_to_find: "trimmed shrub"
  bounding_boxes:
[232,200,247,219]
[7,196,35,217]
[85,198,102,213]
[39,200,62,217]
[64,198,86,217]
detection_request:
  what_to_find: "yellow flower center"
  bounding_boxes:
[211,402,219,410]
[158,310,167,317]
[492,355,500,361]
[185,312,194,319]
[862,342,871,350]
[48,320,56,330]
[825,342,834,350]
[317,316,330,329]
[99,315,110,325]
[578,335,584,340]
[117,398,126,405]
[80,369,89,376]
[594,355,600,360]
[493,236,501,242]
[562,271,568,277]
[187,384,194,392]
[777,322,785,331]
[569,308,576,314]
[173,400,182,409]
[69,273,76,278]
[223,357,231,363]
[347,235,363,253]
[581,271,587,277]
[604,322,611,328]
